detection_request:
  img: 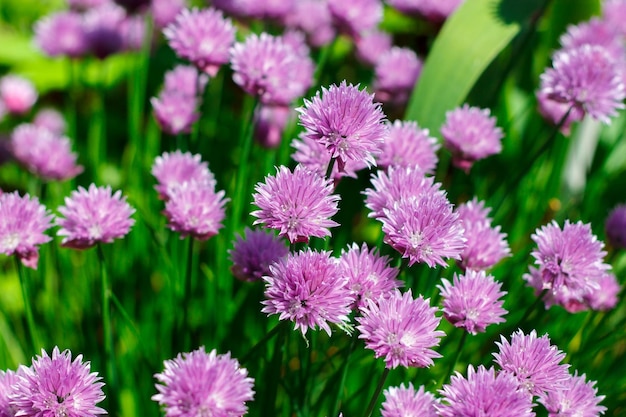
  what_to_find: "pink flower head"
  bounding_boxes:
[438,270,507,334]
[56,184,135,249]
[328,0,383,37]
[151,92,200,135]
[262,249,354,336]
[493,329,570,397]
[539,45,625,124]
[603,0,626,38]
[297,81,387,171]
[387,0,465,22]
[380,189,466,268]
[163,180,228,240]
[153,347,254,417]
[253,104,292,148]
[441,104,504,172]
[536,89,584,136]
[213,0,294,20]
[284,0,335,47]
[164,7,236,76]
[538,372,607,417]
[120,14,146,51]
[151,0,187,29]
[34,11,89,58]
[33,108,66,135]
[0,75,37,115]
[523,220,610,310]
[83,3,126,59]
[1,368,23,417]
[229,228,288,282]
[251,165,340,243]
[0,192,53,269]
[151,150,216,200]
[363,165,440,218]
[457,197,510,271]
[230,32,314,106]
[354,29,393,66]
[437,365,535,417]
[583,272,620,312]
[339,242,402,309]
[560,18,625,62]
[163,65,208,98]
[9,347,106,417]
[381,382,437,417]
[11,124,83,181]
[377,120,439,172]
[605,203,626,249]
[357,289,444,369]
[373,47,423,107]
[67,0,108,11]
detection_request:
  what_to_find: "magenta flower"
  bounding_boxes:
[536,90,584,136]
[251,165,340,243]
[539,45,625,124]
[9,347,106,417]
[0,75,37,116]
[339,243,402,309]
[151,0,187,29]
[457,198,510,271]
[583,272,620,312]
[153,347,254,417]
[381,383,437,417]
[284,0,335,47]
[1,368,21,417]
[230,33,314,106]
[253,105,292,148]
[523,220,610,310]
[354,29,393,66]
[603,0,626,37]
[151,92,200,135]
[328,0,383,36]
[0,192,53,269]
[229,228,288,282]
[441,104,504,172]
[11,124,83,182]
[437,365,535,417]
[387,0,464,22]
[164,7,236,76]
[357,289,444,369]
[262,249,354,336]
[151,150,216,200]
[33,108,66,135]
[380,190,466,268]
[376,120,439,173]
[438,270,507,334]
[493,329,570,397]
[373,47,423,107]
[34,11,88,58]
[213,0,294,20]
[56,184,135,249]
[560,18,624,61]
[67,0,108,11]
[605,203,626,249]
[163,181,228,240]
[83,3,126,59]
[163,65,208,98]
[538,372,606,417]
[297,81,387,172]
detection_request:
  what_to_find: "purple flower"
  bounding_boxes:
[354,29,392,66]
[151,0,187,29]
[297,81,387,171]
[83,3,126,59]
[163,181,228,240]
[560,18,625,62]
[0,75,37,116]
[33,108,66,135]
[605,203,626,249]
[376,120,439,173]
[151,150,216,200]
[229,228,288,282]
[328,0,383,36]
[251,165,340,243]
[387,0,464,22]
[34,11,88,58]
[230,33,314,106]
[283,0,335,47]
[338,242,402,309]
[0,369,21,417]
[262,249,354,336]
[67,0,108,11]
[11,124,83,181]
[0,192,53,269]
[164,7,236,76]
[437,365,535,417]
[213,0,294,20]
[536,90,584,135]
[539,45,625,124]
[523,220,610,310]
[457,197,510,271]
[56,184,135,249]
[584,272,620,311]
[363,166,440,218]
[151,92,200,135]
[441,104,504,172]
[163,65,208,98]
[153,347,254,417]
[538,372,606,417]
[373,47,423,107]
[381,383,437,417]
[357,289,444,369]
[438,270,507,334]
[9,347,106,417]
[380,189,466,268]
[603,0,626,37]
[493,329,570,397]
[253,105,292,148]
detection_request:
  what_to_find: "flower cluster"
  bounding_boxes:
[381,383,437,417]
[376,120,439,173]
[229,228,289,282]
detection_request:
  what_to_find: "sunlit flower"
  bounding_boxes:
[151,150,216,200]
[229,228,288,282]
[374,47,423,107]
[381,382,437,417]
[163,65,208,98]
[284,0,335,47]
[538,372,607,417]
[0,75,37,116]
[0,368,22,417]
[354,29,392,66]
[151,0,187,29]
[584,272,620,311]
[33,108,66,135]
[328,0,383,36]
[151,92,200,135]
[34,11,88,58]
[376,120,439,173]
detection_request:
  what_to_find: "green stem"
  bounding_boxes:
[439,330,467,387]
[240,322,284,365]
[97,244,117,413]
[180,237,195,352]
[363,367,390,417]
[331,332,359,417]
[15,258,42,353]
